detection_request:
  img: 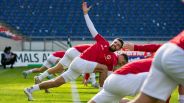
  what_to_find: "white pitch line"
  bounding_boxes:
[70,81,81,103]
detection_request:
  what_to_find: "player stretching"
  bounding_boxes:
[33,44,91,83]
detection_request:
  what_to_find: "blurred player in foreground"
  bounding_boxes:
[128,30,184,103]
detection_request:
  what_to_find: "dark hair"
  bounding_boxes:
[115,38,124,47]
[7,46,11,50]
[122,53,129,64]
[4,46,11,53]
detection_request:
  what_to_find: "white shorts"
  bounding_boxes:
[59,47,81,68]
[61,57,98,82]
[92,73,148,103]
[141,43,184,101]
[43,54,60,68]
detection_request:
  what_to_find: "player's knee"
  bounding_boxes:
[56,63,64,71]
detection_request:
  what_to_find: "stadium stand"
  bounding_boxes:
[0,0,183,41]
[0,25,22,40]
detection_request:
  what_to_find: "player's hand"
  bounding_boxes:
[123,43,134,51]
[82,2,92,15]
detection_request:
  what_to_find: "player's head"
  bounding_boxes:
[4,46,11,53]
[117,53,128,66]
[109,38,124,52]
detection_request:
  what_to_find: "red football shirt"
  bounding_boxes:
[170,30,184,50]
[134,44,162,52]
[134,44,162,58]
[114,58,152,75]
[80,34,118,71]
[52,51,65,58]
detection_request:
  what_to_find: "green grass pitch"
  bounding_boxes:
[0,67,179,103]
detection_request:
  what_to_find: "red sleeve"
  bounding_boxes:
[52,51,65,58]
[84,73,90,81]
[94,34,108,44]
[134,44,162,52]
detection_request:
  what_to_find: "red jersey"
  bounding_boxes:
[170,30,184,50]
[134,44,162,58]
[74,44,92,53]
[52,51,65,58]
[80,34,118,71]
[114,58,152,75]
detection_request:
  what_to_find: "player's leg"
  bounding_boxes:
[93,64,108,90]
[88,74,117,103]
[88,72,144,103]
[22,55,59,78]
[24,75,66,101]
[34,48,80,82]
[105,73,148,103]
[22,66,48,79]
[24,58,82,101]
[37,55,60,93]
[128,93,160,103]
[25,59,60,93]
[90,73,99,88]
[24,67,81,101]
[34,63,64,84]
[89,70,112,89]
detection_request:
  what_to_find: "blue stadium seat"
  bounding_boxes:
[0,0,183,41]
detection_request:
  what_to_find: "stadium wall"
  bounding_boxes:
[0,36,22,51]
[22,40,166,51]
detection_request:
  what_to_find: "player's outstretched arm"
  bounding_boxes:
[82,2,98,38]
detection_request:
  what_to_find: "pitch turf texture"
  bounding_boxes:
[0,66,179,103]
